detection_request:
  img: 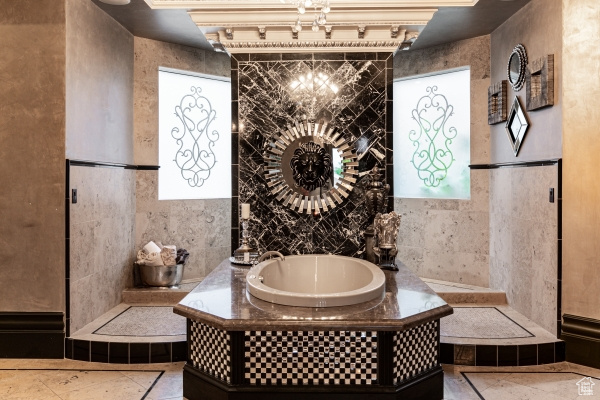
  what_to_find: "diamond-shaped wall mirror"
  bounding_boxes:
[505,97,529,156]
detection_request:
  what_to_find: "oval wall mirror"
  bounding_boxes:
[263,120,358,214]
[507,44,528,91]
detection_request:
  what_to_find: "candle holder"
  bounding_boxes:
[233,218,258,264]
[364,166,389,264]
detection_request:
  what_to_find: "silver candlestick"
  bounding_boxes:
[233,218,258,263]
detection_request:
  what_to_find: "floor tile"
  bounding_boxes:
[0,371,62,400]
[58,375,148,400]
[35,370,127,394]
[442,371,481,400]
[461,371,510,392]
[475,377,570,400]
[502,372,585,398]
[93,307,186,337]
[1,359,600,400]
[122,370,164,389]
[442,307,532,339]
[145,370,184,400]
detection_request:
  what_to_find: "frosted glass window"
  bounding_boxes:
[393,68,470,199]
[158,68,231,200]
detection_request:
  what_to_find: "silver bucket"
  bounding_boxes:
[139,263,184,288]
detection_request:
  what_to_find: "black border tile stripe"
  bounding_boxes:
[65,337,187,364]
[469,159,560,169]
[440,341,564,367]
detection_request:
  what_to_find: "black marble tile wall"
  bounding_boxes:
[231,52,393,256]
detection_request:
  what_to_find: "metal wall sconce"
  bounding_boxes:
[526,54,554,111]
[488,80,508,125]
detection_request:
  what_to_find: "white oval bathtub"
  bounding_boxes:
[245,254,385,307]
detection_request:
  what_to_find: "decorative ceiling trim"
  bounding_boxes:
[212,39,410,53]
[142,0,480,53]
[187,8,436,27]
[206,28,419,53]
[144,0,480,8]
[189,6,431,52]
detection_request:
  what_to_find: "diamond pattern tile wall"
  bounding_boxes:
[244,330,378,385]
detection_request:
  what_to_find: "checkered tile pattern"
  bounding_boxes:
[392,320,439,384]
[244,330,378,385]
[189,321,231,383]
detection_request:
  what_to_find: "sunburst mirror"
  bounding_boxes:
[263,120,358,214]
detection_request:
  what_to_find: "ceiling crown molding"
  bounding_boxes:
[144,0,479,8]
[206,27,419,53]
[143,0,480,53]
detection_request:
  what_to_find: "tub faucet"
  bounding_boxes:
[258,251,285,263]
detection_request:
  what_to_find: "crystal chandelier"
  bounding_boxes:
[281,0,331,32]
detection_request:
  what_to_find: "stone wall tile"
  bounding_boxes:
[69,166,135,332]
[393,36,490,287]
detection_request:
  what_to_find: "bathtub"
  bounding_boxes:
[246,254,386,307]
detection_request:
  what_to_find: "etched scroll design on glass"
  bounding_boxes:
[409,86,457,188]
[171,86,219,187]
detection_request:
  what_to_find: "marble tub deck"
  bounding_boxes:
[174,259,453,331]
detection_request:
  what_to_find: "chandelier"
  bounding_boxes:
[280,0,331,32]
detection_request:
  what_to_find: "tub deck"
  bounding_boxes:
[174,258,452,331]
[174,258,453,400]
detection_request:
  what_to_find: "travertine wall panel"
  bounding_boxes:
[393,36,491,287]
[487,0,561,335]
[64,0,137,332]
[65,0,133,164]
[489,165,558,335]
[562,0,600,320]
[69,166,136,333]
[135,171,231,279]
[490,0,562,163]
[0,0,66,312]
[134,38,231,280]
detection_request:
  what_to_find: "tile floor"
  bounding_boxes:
[93,307,186,337]
[444,362,600,399]
[0,359,183,400]
[441,307,533,339]
[70,303,186,344]
[2,359,600,399]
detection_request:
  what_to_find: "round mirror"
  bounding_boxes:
[263,119,358,215]
[507,44,527,91]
